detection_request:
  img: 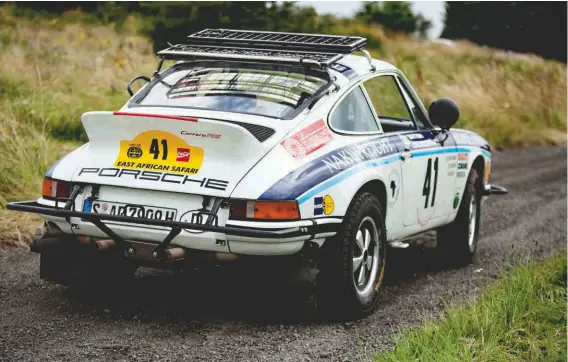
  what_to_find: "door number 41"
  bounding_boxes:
[422,157,439,208]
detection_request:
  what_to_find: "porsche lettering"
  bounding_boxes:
[78,168,229,190]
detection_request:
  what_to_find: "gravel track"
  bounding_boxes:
[0,146,566,362]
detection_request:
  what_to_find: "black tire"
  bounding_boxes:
[437,168,481,266]
[316,192,387,319]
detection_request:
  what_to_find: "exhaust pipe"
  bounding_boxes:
[29,237,63,253]
[93,239,116,250]
[152,247,186,261]
[165,247,186,260]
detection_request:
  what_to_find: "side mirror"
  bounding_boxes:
[428,98,459,130]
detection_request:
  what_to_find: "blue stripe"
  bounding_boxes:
[297,146,490,205]
[297,154,400,205]
[411,147,471,158]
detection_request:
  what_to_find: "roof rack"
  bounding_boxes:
[157,29,367,69]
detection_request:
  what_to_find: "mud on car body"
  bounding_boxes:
[8,29,507,318]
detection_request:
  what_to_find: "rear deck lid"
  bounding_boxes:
[72,111,284,197]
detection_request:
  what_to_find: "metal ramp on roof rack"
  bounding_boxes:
[157,29,367,68]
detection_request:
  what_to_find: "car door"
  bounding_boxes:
[361,74,457,229]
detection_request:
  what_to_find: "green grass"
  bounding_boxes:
[376,251,567,362]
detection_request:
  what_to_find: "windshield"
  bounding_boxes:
[135,66,329,119]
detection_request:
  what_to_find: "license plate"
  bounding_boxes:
[82,200,177,222]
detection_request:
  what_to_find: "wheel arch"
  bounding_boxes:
[472,155,485,185]
[353,179,387,219]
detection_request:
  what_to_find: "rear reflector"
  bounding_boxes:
[113,112,198,122]
[230,200,300,221]
[42,179,69,199]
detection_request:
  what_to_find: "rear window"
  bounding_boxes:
[135,67,328,119]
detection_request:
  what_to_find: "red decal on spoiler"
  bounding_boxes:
[113,112,198,122]
[281,119,334,159]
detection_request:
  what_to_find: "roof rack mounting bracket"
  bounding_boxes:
[361,49,376,72]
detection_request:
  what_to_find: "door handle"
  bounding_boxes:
[401,151,412,160]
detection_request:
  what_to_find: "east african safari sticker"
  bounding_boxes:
[114,130,204,175]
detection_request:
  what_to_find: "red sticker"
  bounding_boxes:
[176,148,191,162]
[281,119,333,159]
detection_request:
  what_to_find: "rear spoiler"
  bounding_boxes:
[7,186,337,256]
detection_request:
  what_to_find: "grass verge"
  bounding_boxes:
[375,251,567,362]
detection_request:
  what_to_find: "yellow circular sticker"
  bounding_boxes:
[323,195,334,215]
[114,130,204,175]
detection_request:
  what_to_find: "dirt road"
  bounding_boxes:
[1,146,566,362]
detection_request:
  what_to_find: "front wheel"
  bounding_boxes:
[317,192,387,319]
[437,168,481,266]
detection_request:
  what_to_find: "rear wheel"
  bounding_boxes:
[317,192,387,319]
[437,168,481,266]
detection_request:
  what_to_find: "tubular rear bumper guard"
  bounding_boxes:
[7,200,338,256]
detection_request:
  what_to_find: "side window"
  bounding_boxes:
[329,86,380,133]
[363,75,414,133]
[397,79,428,129]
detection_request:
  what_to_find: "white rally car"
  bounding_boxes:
[8,29,507,318]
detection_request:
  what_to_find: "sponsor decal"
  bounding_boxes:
[330,63,357,80]
[457,171,466,178]
[115,130,204,175]
[406,133,424,140]
[181,131,222,139]
[399,134,437,150]
[457,162,468,170]
[314,195,334,216]
[322,138,393,174]
[78,168,229,191]
[457,152,469,161]
[409,139,438,149]
[127,144,143,159]
[281,119,334,159]
[176,148,191,162]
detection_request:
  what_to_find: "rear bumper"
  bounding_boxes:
[7,200,340,256]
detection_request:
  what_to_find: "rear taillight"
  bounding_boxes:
[42,178,69,199]
[229,200,300,221]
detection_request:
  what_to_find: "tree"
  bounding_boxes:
[442,2,567,62]
[356,1,431,36]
